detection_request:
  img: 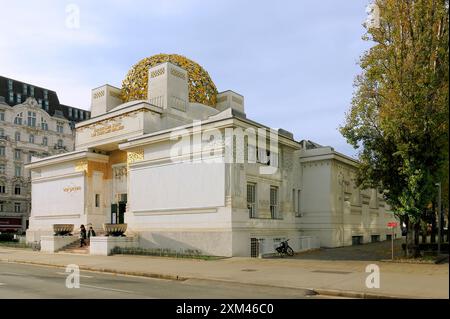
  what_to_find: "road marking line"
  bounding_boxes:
[80,284,134,294]
[55,272,93,278]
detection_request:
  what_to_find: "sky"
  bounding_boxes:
[0,0,373,157]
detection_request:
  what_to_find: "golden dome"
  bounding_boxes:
[121,53,218,107]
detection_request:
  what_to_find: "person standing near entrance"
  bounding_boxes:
[79,225,87,247]
[87,226,96,245]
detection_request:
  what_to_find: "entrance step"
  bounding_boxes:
[58,240,90,254]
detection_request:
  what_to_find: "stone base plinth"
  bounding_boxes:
[89,236,137,256]
[40,236,77,253]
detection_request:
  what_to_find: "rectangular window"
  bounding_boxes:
[14,116,22,125]
[15,132,20,141]
[15,185,21,195]
[8,80,13,91]
[0,202,4,212]
[0,184,5,193]
[257,146,268,164]
[292,189,296,214]
[30,86,34,97]
[29,134,34,144]
[57,139,63,147]
[23,83,27,95]
[68,107,72,118]
[80,110,84,120]
[95,194,100,208]
[0,128,4,137]
[16,93,22,104]
[14,202,21,213]
[41,122,48,131]
[14,149,21,160]
[352,236,363,246]
[247,183,257,218]
[9,91,14,103]
[0,146,5,156]
[42,137,48,146]
[43,90,48,100]
[57,123,64,133]
[27,111,36,127]
[0,111,4,121]
[371,235,380,243]
[44,100,49,110]
[270,186,279,219]
[37,98,42,107]
[0,164,5,174]
[15,166,21,177]
[386,234,392,241]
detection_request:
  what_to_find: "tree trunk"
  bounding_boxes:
[405,218,414,258]
[431,208,437,243]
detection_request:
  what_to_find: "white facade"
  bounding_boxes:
[25,61,400,256]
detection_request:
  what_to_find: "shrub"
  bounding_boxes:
[0,233,16,242]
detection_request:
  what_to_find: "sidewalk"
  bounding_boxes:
[0,247,448,299]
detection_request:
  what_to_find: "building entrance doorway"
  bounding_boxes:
[111,194,127,224]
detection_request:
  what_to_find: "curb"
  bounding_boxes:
[0,259,187,282]
[0,258,428,299]
[311,288,417,299]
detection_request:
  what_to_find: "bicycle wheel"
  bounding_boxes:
[286,246,294,256]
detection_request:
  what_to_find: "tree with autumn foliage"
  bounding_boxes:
[340,0,449,256]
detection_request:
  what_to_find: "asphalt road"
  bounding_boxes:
[0,261,324,299]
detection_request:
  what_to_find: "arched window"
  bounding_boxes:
[0,182,6,194]
[41,117,48,131]
[14,112,23,125]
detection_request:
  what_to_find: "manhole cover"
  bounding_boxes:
[311,270,352,275]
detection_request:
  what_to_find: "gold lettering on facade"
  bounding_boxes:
[63,186,82,193]
[91,123,125,137]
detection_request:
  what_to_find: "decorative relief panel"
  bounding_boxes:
[150,67,165,78]
[93,90,105,99]
[231,96,243,105]
[170,68,186,80]
[127,149,144,168]
[75,160,88,172]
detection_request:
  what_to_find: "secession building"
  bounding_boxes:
[25,54,400,257]
[0,76,90,232]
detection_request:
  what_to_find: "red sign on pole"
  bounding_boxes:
[387,222,398,228]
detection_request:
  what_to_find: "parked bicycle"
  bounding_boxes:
[275,239,295,257]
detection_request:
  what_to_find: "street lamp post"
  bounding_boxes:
[436,182,441,255]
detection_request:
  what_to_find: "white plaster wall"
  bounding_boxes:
[129,162,225,212]
[40,235,77,253]
[31,174,85,218]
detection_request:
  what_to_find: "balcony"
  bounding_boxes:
[54,144,67,151]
